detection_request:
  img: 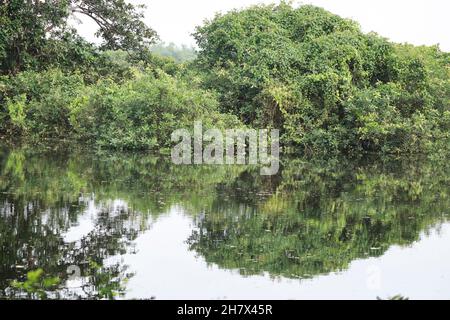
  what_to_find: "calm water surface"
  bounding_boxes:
[0,144,449,299]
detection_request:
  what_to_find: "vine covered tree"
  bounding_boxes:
[194,3,450,154]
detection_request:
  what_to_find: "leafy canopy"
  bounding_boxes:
[195,3,450,154]
[0,0,158,75]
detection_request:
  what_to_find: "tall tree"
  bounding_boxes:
[0,0,158,74]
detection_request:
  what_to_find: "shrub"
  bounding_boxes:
[0,69,85,139]
[0,68,242,150]
[71,70,241,150]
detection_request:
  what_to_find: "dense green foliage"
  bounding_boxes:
[0,68,240,149]
[0,0,157,75]
[0,2,449,154]
[1,1,449,300]
[195,3,450,154]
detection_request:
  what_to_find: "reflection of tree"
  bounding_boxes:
[188,156,450,279]
[0,195,141,299]
[2,143,449,297]
[0,146,244,299]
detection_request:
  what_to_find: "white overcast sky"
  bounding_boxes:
[76,0,450,51]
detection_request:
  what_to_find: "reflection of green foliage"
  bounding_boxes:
[4,149,25,182]
[9,263,129,300]
[188,156,450,279]
[10,269,60,300]
[1,143,449,298]
[83,260,131,300]
[0,144,245,299]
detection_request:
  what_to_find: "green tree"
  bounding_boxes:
[0,0,158,75]
[194,3,450,154]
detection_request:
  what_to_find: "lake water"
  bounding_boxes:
[0,144,449,300]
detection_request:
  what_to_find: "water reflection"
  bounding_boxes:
[190,158,450,282]
[0,144,449,299]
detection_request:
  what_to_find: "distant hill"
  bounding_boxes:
[150,42,197,62]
